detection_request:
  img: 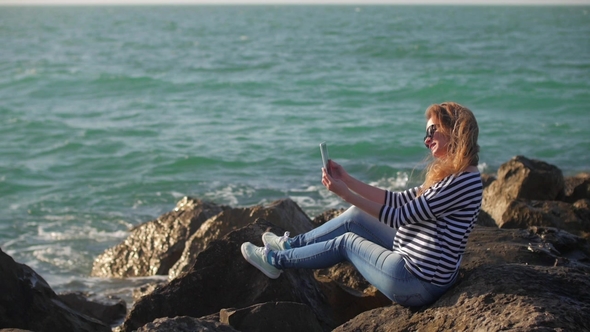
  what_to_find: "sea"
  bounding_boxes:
[1,4,589,311]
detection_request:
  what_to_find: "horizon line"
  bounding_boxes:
[2,0,589,5]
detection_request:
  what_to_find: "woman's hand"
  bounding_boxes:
[327,160,349,183]
[322,167,351,200]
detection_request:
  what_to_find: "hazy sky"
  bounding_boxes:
[2,0,590,4]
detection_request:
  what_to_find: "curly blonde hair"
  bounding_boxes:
[420,102,479,195]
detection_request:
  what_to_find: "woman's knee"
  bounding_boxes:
[334,232,359,248]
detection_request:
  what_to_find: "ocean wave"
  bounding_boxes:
[37,221,131,242]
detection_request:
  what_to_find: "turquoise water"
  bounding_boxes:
[1,5,589,305]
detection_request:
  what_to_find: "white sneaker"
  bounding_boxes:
[262,231,291,251]
[240,242,281,279]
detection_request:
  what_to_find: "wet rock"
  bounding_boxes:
[91,197,228,278]
[57,291,126,326]
[135,316,238,332]
[0,249,110,332]
[120,219,338,332]
[169,198,315,279]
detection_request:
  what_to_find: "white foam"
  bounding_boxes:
[203,184,256,207]
[37,224,129,242]
[170,191,186,199]
[478,162,488,173]
[369,171,410,191]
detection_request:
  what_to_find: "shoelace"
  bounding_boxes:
[280,231,290,243]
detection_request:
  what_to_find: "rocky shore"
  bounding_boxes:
[2,155,590,332]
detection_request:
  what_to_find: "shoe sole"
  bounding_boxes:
[241,243,281,279]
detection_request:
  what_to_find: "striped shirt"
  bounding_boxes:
[379,171,483,286]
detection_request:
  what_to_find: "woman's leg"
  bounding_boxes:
[271,231,451,306]
[289,206,396,250]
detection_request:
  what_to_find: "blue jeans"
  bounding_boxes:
[269,206,455,307]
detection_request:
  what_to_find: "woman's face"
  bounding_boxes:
[425,117,449,158]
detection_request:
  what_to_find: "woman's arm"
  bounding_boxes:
[328,160,386,204]
[322,167,384,219]
[323,169,483,228]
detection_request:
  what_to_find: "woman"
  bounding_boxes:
[241,102,483,307]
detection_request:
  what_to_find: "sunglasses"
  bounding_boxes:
[423,124,437,148]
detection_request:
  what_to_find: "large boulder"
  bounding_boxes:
[333,225,590,332]
[120,219,337,332]
[0,249,111,332]
[334,264,590,332]
[488,155,565,202]
[169,199,315,279]
[91,197,228,278]
[480,156,590,238]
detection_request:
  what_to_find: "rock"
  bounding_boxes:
[480,156,590,237]
[169,198,315,279]
[480,173,496,189]
[131,281,168,303]
[57,292,126,326]
[311,208,346,227]
[490,155,565,201]
[91,197,228,278]
[497,200,590,235]
[313,265,392,325]
[120,219,338,332]
[563,172,590,203]
[315,263,374,293]
[219,302,323,332]
[0,248,110,332]
[333,225,590,332]
[135,316,238,332]
[573,199,590,230]
[462,225,590,269]
[334,264,590,332]
[246,198,317,235]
